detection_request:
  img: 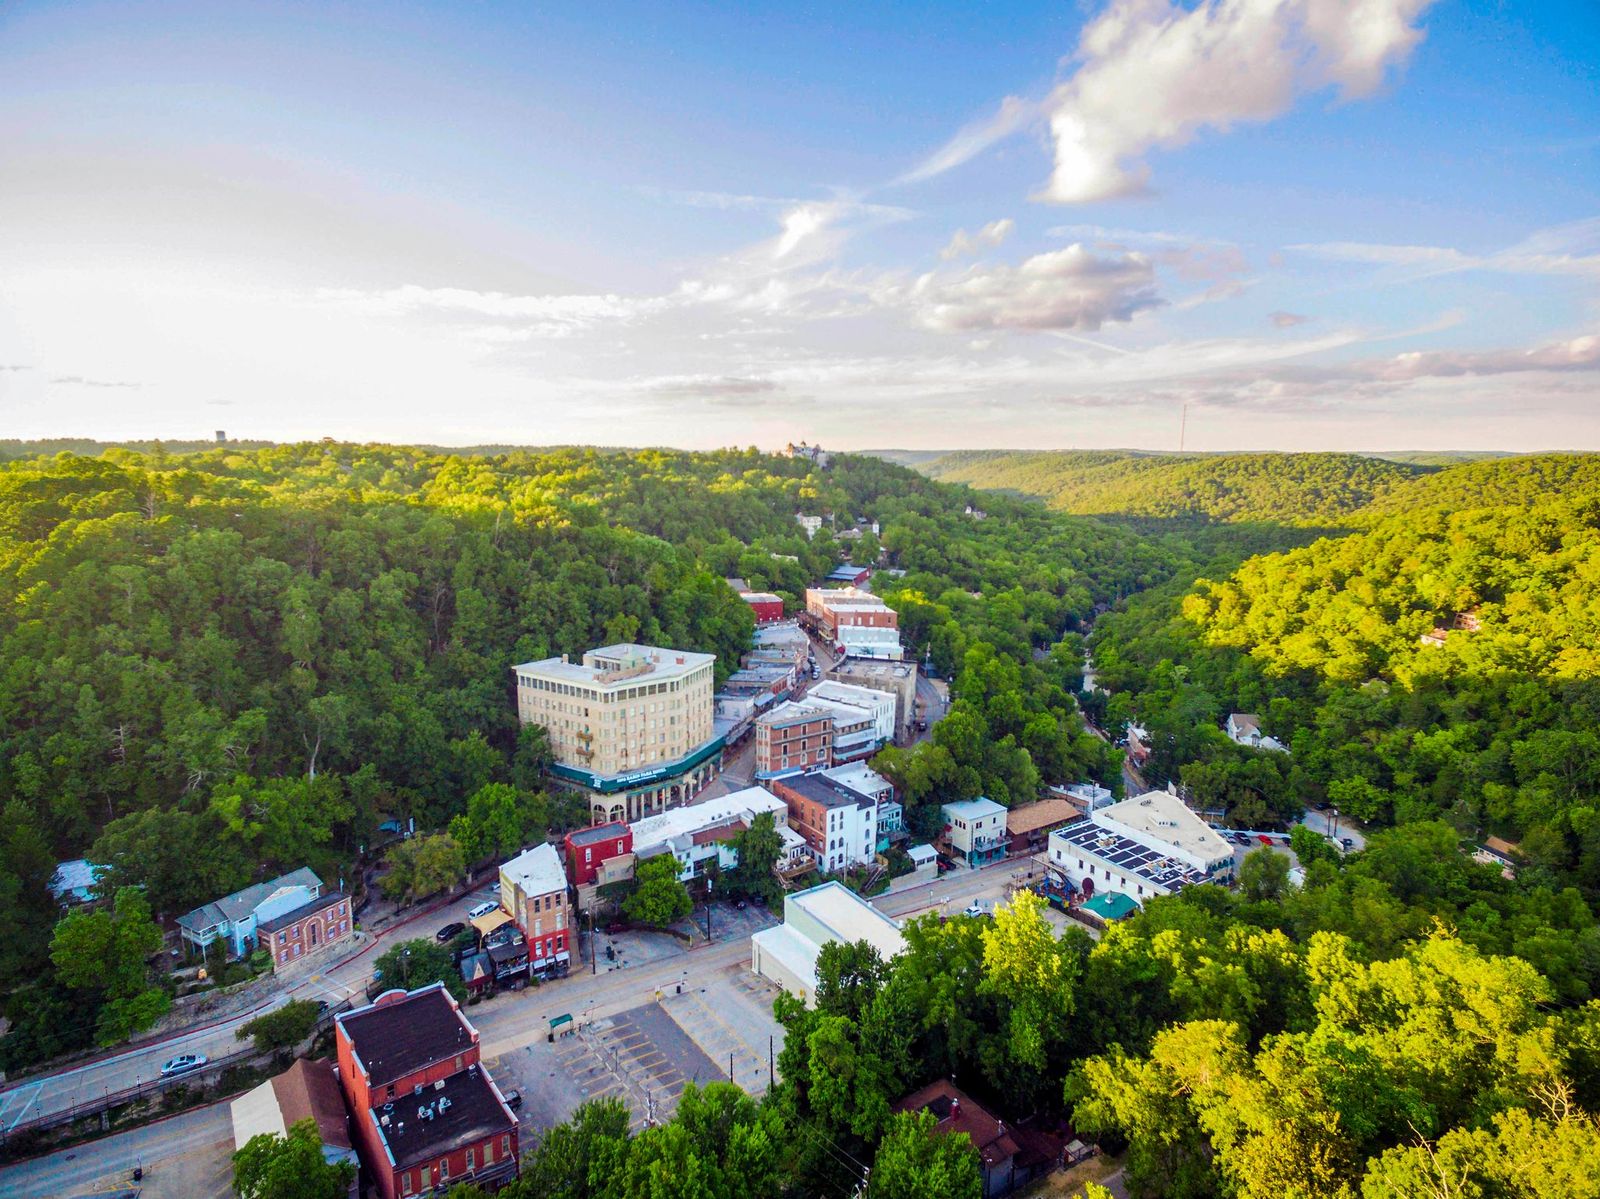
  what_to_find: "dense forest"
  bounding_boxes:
[0,443,1155,1063]
[912,449,1429,525]
[6,441,1600,1193]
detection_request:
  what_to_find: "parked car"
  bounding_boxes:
[963,903,984,918]
[467,901,499,920]
[502,1088,523,1111]
[160,1053,208,1078]
[1341,837,1356,851]
[436,921,466,942]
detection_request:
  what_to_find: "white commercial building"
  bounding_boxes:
[837,624,905,661]
[751,881,905,1007]
[941,797,1008,867]
[808,681,897,744]
[629,785,788,882]
[1047,790,1235,907]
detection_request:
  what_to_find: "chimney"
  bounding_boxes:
[950,1097,960,1121]
[561,654,569,664]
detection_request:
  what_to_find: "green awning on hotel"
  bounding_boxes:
[548,735,726,794]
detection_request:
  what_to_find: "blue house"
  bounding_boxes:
[177,867,323,958]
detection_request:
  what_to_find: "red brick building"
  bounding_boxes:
[563,822,633,887]
[739,591,785,624]
[754,703,833,780]
[335,984,519,1198]
[257,891,353,972]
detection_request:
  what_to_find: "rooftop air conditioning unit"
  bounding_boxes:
[413,1084,423,1096]
[434,1079,446,1091]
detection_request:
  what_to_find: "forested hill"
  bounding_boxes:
[908,449,1428,525]
[0,442,1171,1059]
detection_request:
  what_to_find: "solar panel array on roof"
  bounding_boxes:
[1052,818,1205,890]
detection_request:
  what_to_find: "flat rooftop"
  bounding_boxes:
[1051,818,1207,891]
[776,772,871,811]
[513,643,714,688]
[789,881,905,960]
[629,786,785,857]
[501,843,567,898]
[1100,792,1233,863]
[567,822,629,848]
[372,1065,515,1170]
[338,985,476,1089]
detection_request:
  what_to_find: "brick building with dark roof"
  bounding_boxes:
[256,890,353,972]
[893,1080,1020,1198]
[334,983,518,1198]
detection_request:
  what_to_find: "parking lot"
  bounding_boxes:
[483,957,788,1143]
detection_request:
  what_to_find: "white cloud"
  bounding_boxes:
[940,218,1017,260]
[909,244,1162,332]
[1292,218,1600,280]
[896,96,1042,186]
[1373,332,1600,380]
[315,284,669,336]
[1270,310,1311,326]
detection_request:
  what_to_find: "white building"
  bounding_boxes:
[1047,790,1235,907]
[1226,713,1287,752]
[838,624,905,661]
[941,797,1008,867]
[773,773,880,873]
[629,785,789,882]
[751,881,905,1007]
[795,513,824,539]
[808,681,897,745]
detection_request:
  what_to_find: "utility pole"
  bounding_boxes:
[769,1035,774,1089]
[590,908,597,975]
[1179,400,1188,452]
[729,1050,735,1085]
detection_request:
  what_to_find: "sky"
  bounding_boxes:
[1,0,1597,452]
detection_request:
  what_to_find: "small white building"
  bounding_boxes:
[1048,790,1235,907]
[751,881,905,1007]
[1226,713,1287,752]
[795,513,824,539]
[941,797,1007,867]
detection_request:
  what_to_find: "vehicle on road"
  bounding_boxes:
[502,1088,522,1111]
[436,921,466,942]
[467,901,499,920]
[963,902,984,918]
[160,1053,208,1077]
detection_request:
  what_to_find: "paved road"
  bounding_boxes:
[2,854,1039,1193]
[3,1101,233,1199]
[0,886,477,1135]
[1298,808,1368,852]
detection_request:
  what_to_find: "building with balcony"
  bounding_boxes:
[804,587,901,663]
[499,844,571,978]
[513,643,722,823]
[176,867,324,959]
[941,798,1007,868]
[806,681,897,758]
[335,984,518,1198]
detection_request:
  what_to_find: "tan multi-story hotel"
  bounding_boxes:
[513,643,721,822]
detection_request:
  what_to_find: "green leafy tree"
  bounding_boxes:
[237,998,321,1053]
[380,833,466,904]
[449,782,547,864]
[867,1109,983,1199]
[510,1097,630,1199]
[49,886,170,1044]
[979,891,1083,1100]
[623,855,692,927]
[372,938,465,1000]
[1238,847,1292,902]
[728,811,784,905]
[233,1117,357,1199]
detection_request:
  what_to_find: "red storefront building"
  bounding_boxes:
[257,890,353,973]
[739,591,785,625]
[335,983,519,1198]
[563,822,633,886]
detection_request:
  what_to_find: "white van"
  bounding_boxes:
[467,900,500,920]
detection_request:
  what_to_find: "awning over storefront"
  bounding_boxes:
[549,735,726,794]
[471,909,513,937]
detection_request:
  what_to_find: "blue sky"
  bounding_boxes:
[1,0,1596,450]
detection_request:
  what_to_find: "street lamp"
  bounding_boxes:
[1331,807,1340,840]
[401,947,411,989]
